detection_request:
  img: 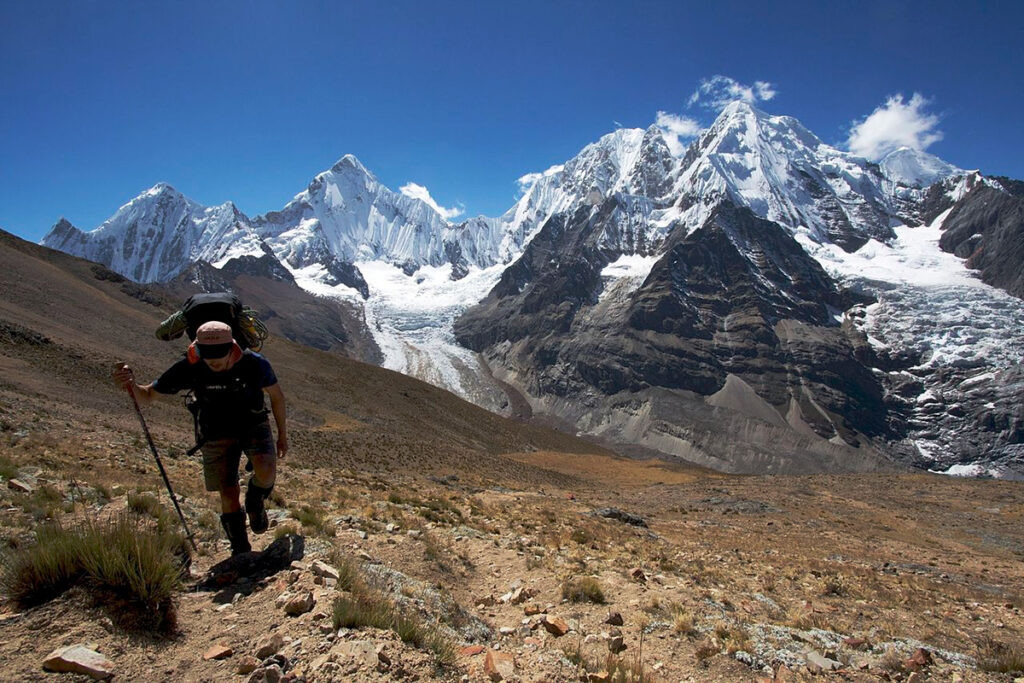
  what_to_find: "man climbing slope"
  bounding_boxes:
[114,321,287,555]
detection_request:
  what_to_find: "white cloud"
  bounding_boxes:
[655,111,703,155]
[846,93,943,161]
[687,75,779,110]
[399,182,464,220]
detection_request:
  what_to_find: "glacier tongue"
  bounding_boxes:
[800,213,1024,478]
[288,258,512,413]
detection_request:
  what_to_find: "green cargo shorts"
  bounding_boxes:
[199,422,276,492]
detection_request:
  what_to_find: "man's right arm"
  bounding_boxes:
[113,364,160,405]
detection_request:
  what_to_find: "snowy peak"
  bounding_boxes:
[879,146,963,189]
[254,155,475,273]
[329,153,374,178]
[674,101,903,251]
[41,184,267,283]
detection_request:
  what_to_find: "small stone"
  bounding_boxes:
[541,616,570,637]
[261,654,289,671]
[806,651,841,673]
[42,645,114,680]
[524,603,542,616]
[844,637,869,650]
[335,640,379,669]
[907,672,923,683]
[284,591,315,616]
[98,617,114,632]
[907,648,932,669]
[310,560,340,581]
[588,673,611,682]
[237,656,261,675]
[256,633,285,659]
[608,636,626,654]
[7,478,33,493]
[484,649,515,681]
[605,611,624,626]
[630,567,646,582]
[459,645,486,657]
[246,664,283,683]
[204,643,234,660]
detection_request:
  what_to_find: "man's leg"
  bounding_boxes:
[204,440,250,555]
[244,423,277,534]
[219,484,242,513]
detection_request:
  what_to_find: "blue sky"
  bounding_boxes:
[2,0,1022,242]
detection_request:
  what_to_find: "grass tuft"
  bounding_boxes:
[561,575,606,604]
[0,514,186,631]
[0,523,83,606]
[0,454,18,480]
[978,636,1024,674]
[331,561,454,666]
[291,506,334,537]
[127,491,163,520]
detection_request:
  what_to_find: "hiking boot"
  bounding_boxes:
[245,479,273,535]
[220,510,251,555]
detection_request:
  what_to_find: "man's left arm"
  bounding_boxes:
[265,383,288,458]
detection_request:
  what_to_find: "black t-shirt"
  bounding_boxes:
[153,351,278,439]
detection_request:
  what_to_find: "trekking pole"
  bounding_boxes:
[124,384,198,553]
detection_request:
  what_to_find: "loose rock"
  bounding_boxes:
[42,645,114,680]
[255,633,285,659]
[237,656,261,675]
[310,560,340,581]
[284,591,315,616]
[541,615,569,637]
[203,643,233,660]
[7,478,33,493]
[246,664,283,683]
[484,649,515,681]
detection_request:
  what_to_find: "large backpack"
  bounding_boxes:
[156,292,268,351]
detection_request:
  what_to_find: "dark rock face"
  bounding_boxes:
[221,253,296,284]
[323,259,370,299]
[939,185,1024,299]
[457,201,892,461]
[990,175,1024,197]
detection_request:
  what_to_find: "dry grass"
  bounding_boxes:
[977,636,1024,674]
[561,641,655,683]
[331,568,455,666]
[0,514,185,631]
[561,575,606,604]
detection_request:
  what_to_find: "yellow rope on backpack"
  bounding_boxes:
[239,308,269,352]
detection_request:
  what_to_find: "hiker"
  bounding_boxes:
[113,321,287,555]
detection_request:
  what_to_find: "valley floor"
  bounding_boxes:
[1,388,1023,682]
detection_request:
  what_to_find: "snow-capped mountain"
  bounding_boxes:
[42,184,267,283]
[253,155,515,279]
[39,101,1022,477]
[667,101,959,250]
